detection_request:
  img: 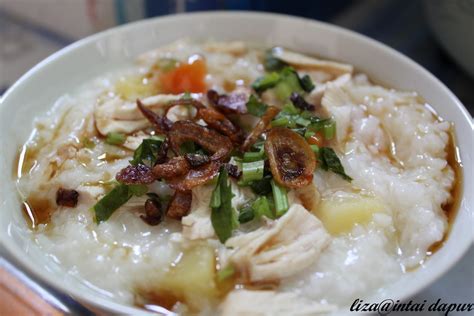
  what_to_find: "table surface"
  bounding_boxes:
[0,0,472,315]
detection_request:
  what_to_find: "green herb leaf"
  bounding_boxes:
[271,180,289,217]
[274,67,303,100]
[264,49,288,71]
[93,184,133,223]
[128,184,148,196]
[210,167,238,243]
[318,147,352,181]
[106,132,126,145]
[251,72,280,94]
[252,196,275,219]
[249,175,273,195]
[238,205,255,223]
[246,95,268,117]
[130,137,164,166]
[322,121,336,140]
[299,74,315,92]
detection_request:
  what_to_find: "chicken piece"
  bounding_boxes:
[182,184,216,240]
[308,73,351,106]
[203,41,247,56]
[272,47,353,76]
[94,94,183,135]
[225,204,331,283]
[220,290,336,316]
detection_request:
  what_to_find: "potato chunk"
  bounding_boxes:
[314,194,388,235]
[138,244,218,312]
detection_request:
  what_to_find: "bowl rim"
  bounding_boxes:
[0,10,472,315]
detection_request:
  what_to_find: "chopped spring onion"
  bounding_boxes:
[271,180,289,217]
[295,116,311,127]
[246,95,268,117]
[252,196,274,219]
[271,116,290,127]
[249,175,273,195]
[323,121,336,140]
[243,150,265,162]
[238,205,255,223]
[299,74,315,92]
[210,167,238,243]
[304,130,316,139]
[251,72,280,94]
[310,144,320,154]
[242,160,265,183]
[105,132,126,145]
[281,102,300,115]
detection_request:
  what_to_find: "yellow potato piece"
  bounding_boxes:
[115,75,157,100]
[314,195,388,235]
[146,244,218,312]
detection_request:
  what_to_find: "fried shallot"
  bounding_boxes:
[265,127,316,188]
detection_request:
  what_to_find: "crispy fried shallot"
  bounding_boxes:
[167,190,192,220]
[56,188,79,207]
[197,107,243,143]
[141,198,163,225]
[265,127,316,188]
[153,156,190,180]
[116,164,156,184]
[224,163,241,179]
[184,153,211,167]
[207,89,247,114]
[137,99,173,133]
[165,97,243,143]
[241,106,280,152]
[168,121,232,161]
[169,161,221,191]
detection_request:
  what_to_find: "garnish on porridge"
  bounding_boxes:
[16,40,460,315]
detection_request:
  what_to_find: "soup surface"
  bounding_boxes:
[16,40,459,315]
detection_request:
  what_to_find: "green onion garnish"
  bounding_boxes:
[310,144,320,154]
[295,117,311,127]
[271,180,289,217]
[271,117,290,127]
[238,205,255,223]
[252,196,274,219]
[242,160,265,183]
[105,132,126,145]
[243,151,264,162]
[304,130,315,139]
[323,121,336,140]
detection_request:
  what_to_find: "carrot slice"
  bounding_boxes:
[160,58,207,94]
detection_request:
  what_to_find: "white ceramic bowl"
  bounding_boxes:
[0,12,472,315]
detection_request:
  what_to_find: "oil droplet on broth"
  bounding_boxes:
[22,195,53,229]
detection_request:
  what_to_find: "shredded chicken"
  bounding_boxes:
[273,47,353,76]
[203,41,247,56]
[94,94,184,135]
[220,290,336,316]
[225,204,331,283]
[182,184,216,240]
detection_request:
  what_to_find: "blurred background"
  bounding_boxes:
[0,0,473,315]
[1,0,474,115]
